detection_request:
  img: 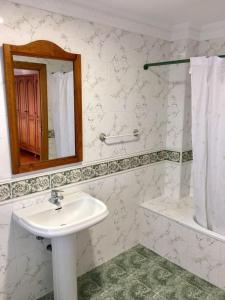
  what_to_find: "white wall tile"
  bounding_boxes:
[0,0,170,180]
[139,205,225,289]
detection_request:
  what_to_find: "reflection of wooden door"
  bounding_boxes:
[15,74,41,155]
[14,61,48,161]
[36,77,41,153]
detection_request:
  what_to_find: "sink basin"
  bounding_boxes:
[13,191,109,300]
[13,191,109,238]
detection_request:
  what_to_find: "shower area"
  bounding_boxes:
[139,38,225,290]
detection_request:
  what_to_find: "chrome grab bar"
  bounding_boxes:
[99,129,140,143]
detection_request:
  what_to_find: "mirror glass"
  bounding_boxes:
[13,55,75,164]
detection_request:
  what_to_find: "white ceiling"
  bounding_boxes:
[69,0,225,27]
[10,0,225,41]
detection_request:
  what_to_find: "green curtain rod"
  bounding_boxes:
[143,55,225,70]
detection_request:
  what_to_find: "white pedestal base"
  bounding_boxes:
[51,234,77,300]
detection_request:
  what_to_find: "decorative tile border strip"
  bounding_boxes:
[182,150,193,162]
[0,149,191,202]
[0,184,11,201]
[48,130,55,138]
[11,176,50,198]
[50,151,165,189]
[163,150,180,163]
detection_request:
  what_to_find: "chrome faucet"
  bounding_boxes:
[49,189,64,208]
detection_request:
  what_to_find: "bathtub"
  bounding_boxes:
[139,195,225,290]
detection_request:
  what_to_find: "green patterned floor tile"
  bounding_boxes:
[90,276,155,300]
[78,277,102,299]
[181,271,218,293]
[112,248,149,273]
[133,244,160,261]
[156,277,208,300]
[88,288,116,300]
[86,261,127,289]
[38,244,225,300]
[207,288,225,300]
[135,262,175,293]
[155,257,186,276]
[110,274,155,300]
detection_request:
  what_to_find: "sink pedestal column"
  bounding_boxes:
[51,234,77,300]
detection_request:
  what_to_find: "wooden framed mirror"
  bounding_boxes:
[3,40,82,174]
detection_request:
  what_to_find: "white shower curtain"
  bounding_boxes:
[48,71,75,158]
[190,56,225,235]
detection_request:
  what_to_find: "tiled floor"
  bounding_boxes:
[39,245,225,300]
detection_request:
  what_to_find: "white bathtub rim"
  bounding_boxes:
[140,195,225,243]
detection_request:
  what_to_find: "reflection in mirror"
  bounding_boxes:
[3,40,82,174]
[13,56,75,165]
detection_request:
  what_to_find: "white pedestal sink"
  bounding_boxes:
[13,191,109,300]
[51,234,77,300]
